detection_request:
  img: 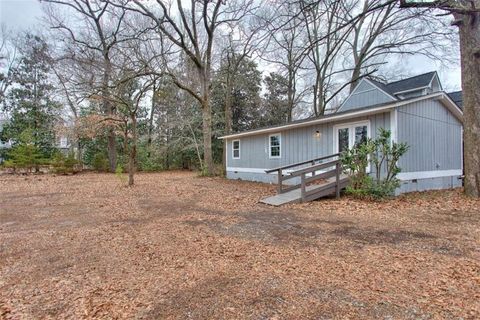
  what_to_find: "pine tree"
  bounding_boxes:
[0,34,61,158]
[3,129,47,172]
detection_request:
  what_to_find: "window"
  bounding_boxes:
[269,134,281,158]
[232,140,240,159]
[334,121,370,153]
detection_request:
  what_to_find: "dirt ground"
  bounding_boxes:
[1,171,479,319]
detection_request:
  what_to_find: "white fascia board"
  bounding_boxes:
[428,72,442,91]
[337,78,368,112]
[220,92,452,140]
[363,78,398,101]
[398,169,462,181]
[434,92,464,122]
[220,106,395,140]
[393,86,429,95]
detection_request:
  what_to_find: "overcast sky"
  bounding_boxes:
[0,0,462,91]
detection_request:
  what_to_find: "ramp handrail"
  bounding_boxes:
[265,153,342,196]
[265,153,340,174]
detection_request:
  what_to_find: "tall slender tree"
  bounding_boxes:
[43,0,133,172]
[1,34,61,158]
[113,0,256,175]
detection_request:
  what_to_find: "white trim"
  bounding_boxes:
[232,139,240,159]
[428,72,442,91]
[338,78,397,112]
[227,167,272,174]
[393,86,429,95]
[350,88,377,95]
[461,127,464,172]
[398,169,462,181]
[333,120,371,172]
[363,78,398,101]
[220,92,459,140]
[225,139,228,168]
[333,120,371,153]
[268,133,281,159]
[226,167,327,176]
[390,109,398,143]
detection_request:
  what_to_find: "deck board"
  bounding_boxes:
[260,175,349,206]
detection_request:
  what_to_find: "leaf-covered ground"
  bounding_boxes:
[1,171,479,319]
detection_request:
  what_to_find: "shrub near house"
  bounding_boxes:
[341,129,409,199]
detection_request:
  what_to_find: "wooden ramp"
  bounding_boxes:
[260,154,350,206]
[261,175,349,206]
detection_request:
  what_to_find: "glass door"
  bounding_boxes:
[334,122,370,153]
[338,128,350,153]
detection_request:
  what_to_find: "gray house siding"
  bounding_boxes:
[227,112,391,184]
[339,80,396,112]
[397,99,462,172]
[396,98,463,193]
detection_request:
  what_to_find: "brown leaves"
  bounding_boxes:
[0,172,479,319]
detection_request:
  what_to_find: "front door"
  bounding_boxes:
[334,121,370,153]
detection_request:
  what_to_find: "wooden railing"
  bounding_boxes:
[265,153,342,199]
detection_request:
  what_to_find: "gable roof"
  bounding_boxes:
[338,71,440,113]
[382,71,437,95]
[448,91,463,109]
[220,92,462,140]
[367,78,397,97]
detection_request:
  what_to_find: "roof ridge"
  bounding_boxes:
[386,71,436,85]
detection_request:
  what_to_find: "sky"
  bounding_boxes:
[0,0,43,30]
[0,0,462,91]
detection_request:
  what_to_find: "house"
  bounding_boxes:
[0,114,12,163]
[220,71,464,195]
[0,114,73,162]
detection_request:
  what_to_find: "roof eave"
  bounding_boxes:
[219,92,461,140]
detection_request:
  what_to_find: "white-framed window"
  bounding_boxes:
[333,120,371,154]
[269,133,281,159]
[333,121,371,172]
[232,139,240,159]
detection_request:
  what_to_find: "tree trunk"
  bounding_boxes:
[457,11,480,197]
[128,114,137,186]
[200,66,214,176]
[202,100,214,175]
[350,64,362,93]
[287,66,294,122]
[147,80,156,157]
[103,58,116,172]
[222,75,233,176]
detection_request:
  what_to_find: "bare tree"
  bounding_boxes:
[218,17,266,173]
[112,0,256,175]
[42,0,134,172]
[301,0,354,116]
[347,0,456,92]
[399,0,480,197]
[0,24,18,106]
[262,1,309,120]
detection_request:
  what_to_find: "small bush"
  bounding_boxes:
[92,153,109,172]
[341,129,409,199]
[51,152,81,175]
[5,130,49,172]
[115,164,127,184]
